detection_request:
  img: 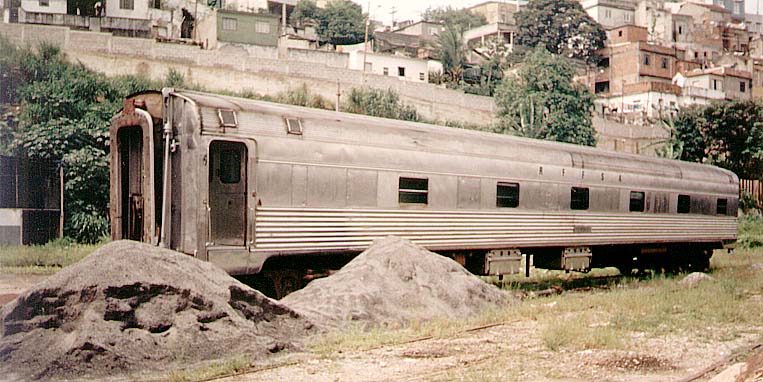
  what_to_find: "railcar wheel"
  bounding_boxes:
[686,250,711,273]
[265,270,307,299]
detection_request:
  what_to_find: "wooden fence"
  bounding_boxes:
[740,179,763,206]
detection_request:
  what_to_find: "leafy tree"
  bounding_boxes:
[494,48,596,146]
[0,38,155,242]
[702,101,763,179]
[671,101,763,179]
[291,0,319,28]
[343,87,418,121]
[463,36,511,96]
[672,105,706,163]
[421,6,486,32]
[314,0,367,46]
[435,26,467,84]
[515,0,606,65]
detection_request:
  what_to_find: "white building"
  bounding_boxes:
[579,0,637,29]
[20,0,66,15]
[344,43,443,83]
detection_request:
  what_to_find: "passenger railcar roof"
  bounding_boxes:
[172,89,737,186]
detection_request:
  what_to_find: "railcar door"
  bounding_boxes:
[117,126,145,241]
[208,141,247,246]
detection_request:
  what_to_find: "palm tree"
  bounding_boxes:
[436,25,467,83]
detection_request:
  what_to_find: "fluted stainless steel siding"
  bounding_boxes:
[254,207,737,253]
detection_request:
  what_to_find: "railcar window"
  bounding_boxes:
[285,118,303,135]
[570,187,589,210]
[717,198,728,215]
[629,191,645,212]
[219,150,241,184]
[218,109,237,128]
[496,182,519,208]
[399,177,428,204]
[677,194,691,213]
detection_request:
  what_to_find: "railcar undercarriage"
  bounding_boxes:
[242,243,720,298]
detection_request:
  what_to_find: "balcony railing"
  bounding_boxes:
[682,86,725,100]
[18,9,151,33]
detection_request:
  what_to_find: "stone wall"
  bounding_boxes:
[0,23,496,125]
[594,117,668,155]
[0,23,667,155]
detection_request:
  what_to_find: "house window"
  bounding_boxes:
[151,0,161,9]
[643,54,650,66]
[496,182,519,208]
[694,51,699,59]
[677,194,691,214]
[39,0,49,6]
[717,198,728,215]
[222,17,237,31]
[618,30,623,37]
[678,25,683,35]
[629,191,645,212]
[255,22,270,34]
[419,72,425,81]
[570,187,589,210]
[399,177,428,204]
[740,81,746,93]
[661,57,668,69]
[713,79,719,90]
[605,9,612,18]
[383,67,389,76]
[120,0,134,10]
[398,67,406,77]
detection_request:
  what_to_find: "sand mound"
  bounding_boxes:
[0,241,311,381]
[282,237,510,329]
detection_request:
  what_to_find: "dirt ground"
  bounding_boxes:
[217,310,759,382]
[0,273,47,305]
[2,274,758,382]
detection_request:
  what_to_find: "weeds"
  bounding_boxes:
[166,356,251,382]
[0,238,103,271]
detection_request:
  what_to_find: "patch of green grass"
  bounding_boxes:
[0,238,104,271]
[166,356,252,382]
[738,212,763,248]
[541,315,623,351]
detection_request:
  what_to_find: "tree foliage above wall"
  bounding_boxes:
[514,0,606,65]
[672,101,763,180]
[0,38,155,243]
[298,0,367,46]
[494,48,597,146]
[421,6,487,32]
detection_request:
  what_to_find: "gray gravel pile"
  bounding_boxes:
[282,236,511,329]
[0,241,312,381]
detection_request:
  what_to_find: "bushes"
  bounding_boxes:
[0,38,154,243]
[343,87,418,122]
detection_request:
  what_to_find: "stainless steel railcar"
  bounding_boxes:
[110,89,738,295]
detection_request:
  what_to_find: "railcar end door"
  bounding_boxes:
[209,141,247,246]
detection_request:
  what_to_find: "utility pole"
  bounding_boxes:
[390,6,396,27]
[363,0,370,72]
[335,79,341,112]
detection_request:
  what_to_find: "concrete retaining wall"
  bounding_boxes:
[0,23,496,125]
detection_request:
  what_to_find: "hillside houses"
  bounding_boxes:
[580,0,763,121]
[3,0,763,107]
